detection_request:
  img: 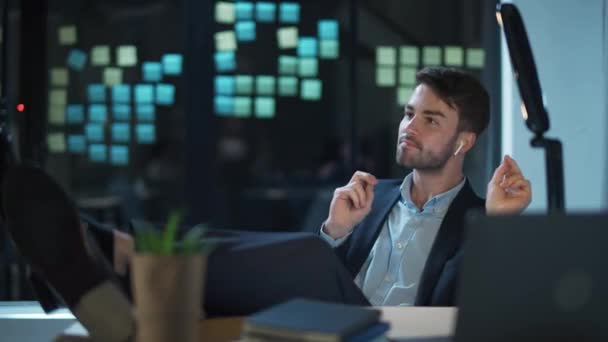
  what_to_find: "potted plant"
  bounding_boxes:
[131,210,214,342]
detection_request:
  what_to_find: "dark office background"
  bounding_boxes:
[1,0,501,300]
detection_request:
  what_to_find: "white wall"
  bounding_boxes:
[501,0,608,212]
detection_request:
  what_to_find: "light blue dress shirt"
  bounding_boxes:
[321,173,465,306]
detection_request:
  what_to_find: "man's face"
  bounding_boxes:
[396,84,461,171]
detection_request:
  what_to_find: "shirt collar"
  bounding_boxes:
[399,172,467,215]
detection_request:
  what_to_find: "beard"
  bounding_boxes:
[395,133,458,171]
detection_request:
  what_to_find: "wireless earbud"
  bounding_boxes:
[454,140,465,156]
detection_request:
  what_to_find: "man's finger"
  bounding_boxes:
[350,171,378,187]
[336,187,361,209]
[350,181,367,209]
[505,155,523,176]
[490,157,511,185]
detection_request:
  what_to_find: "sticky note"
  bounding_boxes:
[298,58,318,77]
[113,104,131,121]
[423,46,441,66]
[136,124,156,144]
[278,76,298,96]
[214,51,236,72]
[235,2,254,20]
[234,97,252,117]
[48,105,65,125]
[49,89,67,106]
[91,45,111,66]
[112,85,131,103]
[116,45,137,67]
[319,40,339,59]
[255,76,275,95]
[143,62,163,82]
[136,104,155,121]
[89,144,107,162]
[85,124,104,142]
[111,123,130,143]
[399,67,417,86]
[256,2,276,22]
[89,104,107,123]
[215,76,236,95]
[301,79,322,101]
[298,37,317,57]
[254,97,275,118]
[398,87,414,106]
[67,49,87,71]
[103,68,123,86]
[278,55,297,75]
[466,48,485,68]
[444,46,463,66]
[277,27,298,49]
[88,84,106,102]
[66,104,84,124]
[235,75,254,95]
[318,20,338,40]
[47,133,66,153]
[155,84,175,105]
[67,135,86,153]
[376,47,396,66]
[50,68,68,86]
[376,66,396,87]
[235,21,256,42]
[135,84,155,103]
[110,145,129,166]
[215,1,235,24]
[215,30,237,51]
[58,26,77,45]
[400,46,419,66]
[162,54,183,76]
[214,96,234,116]
[279,3,300,23]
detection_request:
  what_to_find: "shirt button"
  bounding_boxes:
[396,242,403,249]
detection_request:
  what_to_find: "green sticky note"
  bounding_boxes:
[116,45,137,67]
[467,48,485,68]
[91,45,111,66]
[255,97,275,118]
[49,89,67,106]
[277,27,298,49]
[236,75,254,95]
[376,46,396,66]
[278,77,298,96]
[400,46,418,66]
[301,79,322,101]
[298,58,318,77]
[319,40,339,59]
[58,26,77,45]
[48,105,65,125]
[376,66,396,87]
[398,87,414,106]
[256,76,275,95]
[399,67,416,86]
[47,133,66,153]
[104,68,123,86]
[215,30,237,51]
[423,46,441,66]
[444,46,464,66]
[50,68,68,86]
[215,1,235,24]
[278,55,297,75]
[234,97,252,117]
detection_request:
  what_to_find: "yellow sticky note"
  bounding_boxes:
[215,31,237,51]
[91,45,111,66]
[423,46,441,66]
[47,133,66,153]
[58,26,77,45]
[376,46,396,66]
[48,105,65,125]
[467,48,485,68]
[277,27,298,49]
[398,87,414,106]
[50,68,68,86]
[116,45,137,67]
[104,68,123,86]
[376,66,396,87]
[215,2,235,24]
[444,46,464,66]
[400,46,418,66]
[399,67,416,86]
[49,89,67,106]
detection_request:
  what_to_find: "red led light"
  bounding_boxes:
[17,104,25,112]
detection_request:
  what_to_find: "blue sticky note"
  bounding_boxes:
[255,2,275,22]
[89,104,107,123]
[111,123,130,143]
[235,21,256,42]
[136,124,156,144]
[318,20,339,40]
[110,145,129,166]
[278,77,298,96]
[112,85,131,103]
[254,97,275,119]
[135,84,154,103]
[66,105,84,124]
[155,84,175,105]
[215,76,235,95]
[67,135,86,154]
[136,104,155,121]
[162,54,182,76]
[214,96,234,116]
[142,62,163,82]
[89,144,107,162]
[298,37,317,57]
[214,51,236,72]
[235,2,254,20]
[279,3,300,23]
[113,104,131,121]
[85,124,104,142]
[67,49,87,71]
[88,84,106,103]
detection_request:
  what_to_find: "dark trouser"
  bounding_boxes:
[86,222,369,317]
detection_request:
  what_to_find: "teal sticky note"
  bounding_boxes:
[66,104,84,124]
[301,79,322,101]
[214,51,236,72]
[254,97,275,118]
[235,2,254,20]
[162,54,183,76]
[85,124,104,142]
[236,21,256,42]
[136,124,156,144]
[376,66,396,87]
[67,135,86,154]
[298,58,318,77]
[135,84,154,103]
[398,87,414,106]
[88,84,106,103]
[110,145,129,166]
[113,104,131,121]
[143,62,162,82]
[279,3,299,23]
[214,96,234,116]
[155,84,175,106]
[399,66,417,86]
[67,49,87,71]
[298,37,317,57]
[215,76,236,95]
[444,46,463,66]
[235,75,254,95]
[89,144,107,162]
[255,2,275,22]
[400,46,419,66]
[89,104,108,123]
[234,97,252,117]
[111,123,130,143]
[466,48,485,68]
[278,77,298,96]
[136,104,155,121]
[318,20,338,40]
[423,46,441,66]
[255,76,275,95]
[112,85,131,103]
[278,55,297,75]
[319,40,339,59]
[376,46,396,66]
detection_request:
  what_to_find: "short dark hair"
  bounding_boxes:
[415,67,490,136]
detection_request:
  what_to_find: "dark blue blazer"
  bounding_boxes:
[332,179,484,306]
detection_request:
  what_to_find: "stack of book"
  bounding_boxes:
[242,298,390,341]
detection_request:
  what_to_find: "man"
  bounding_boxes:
[319,67,531,306]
